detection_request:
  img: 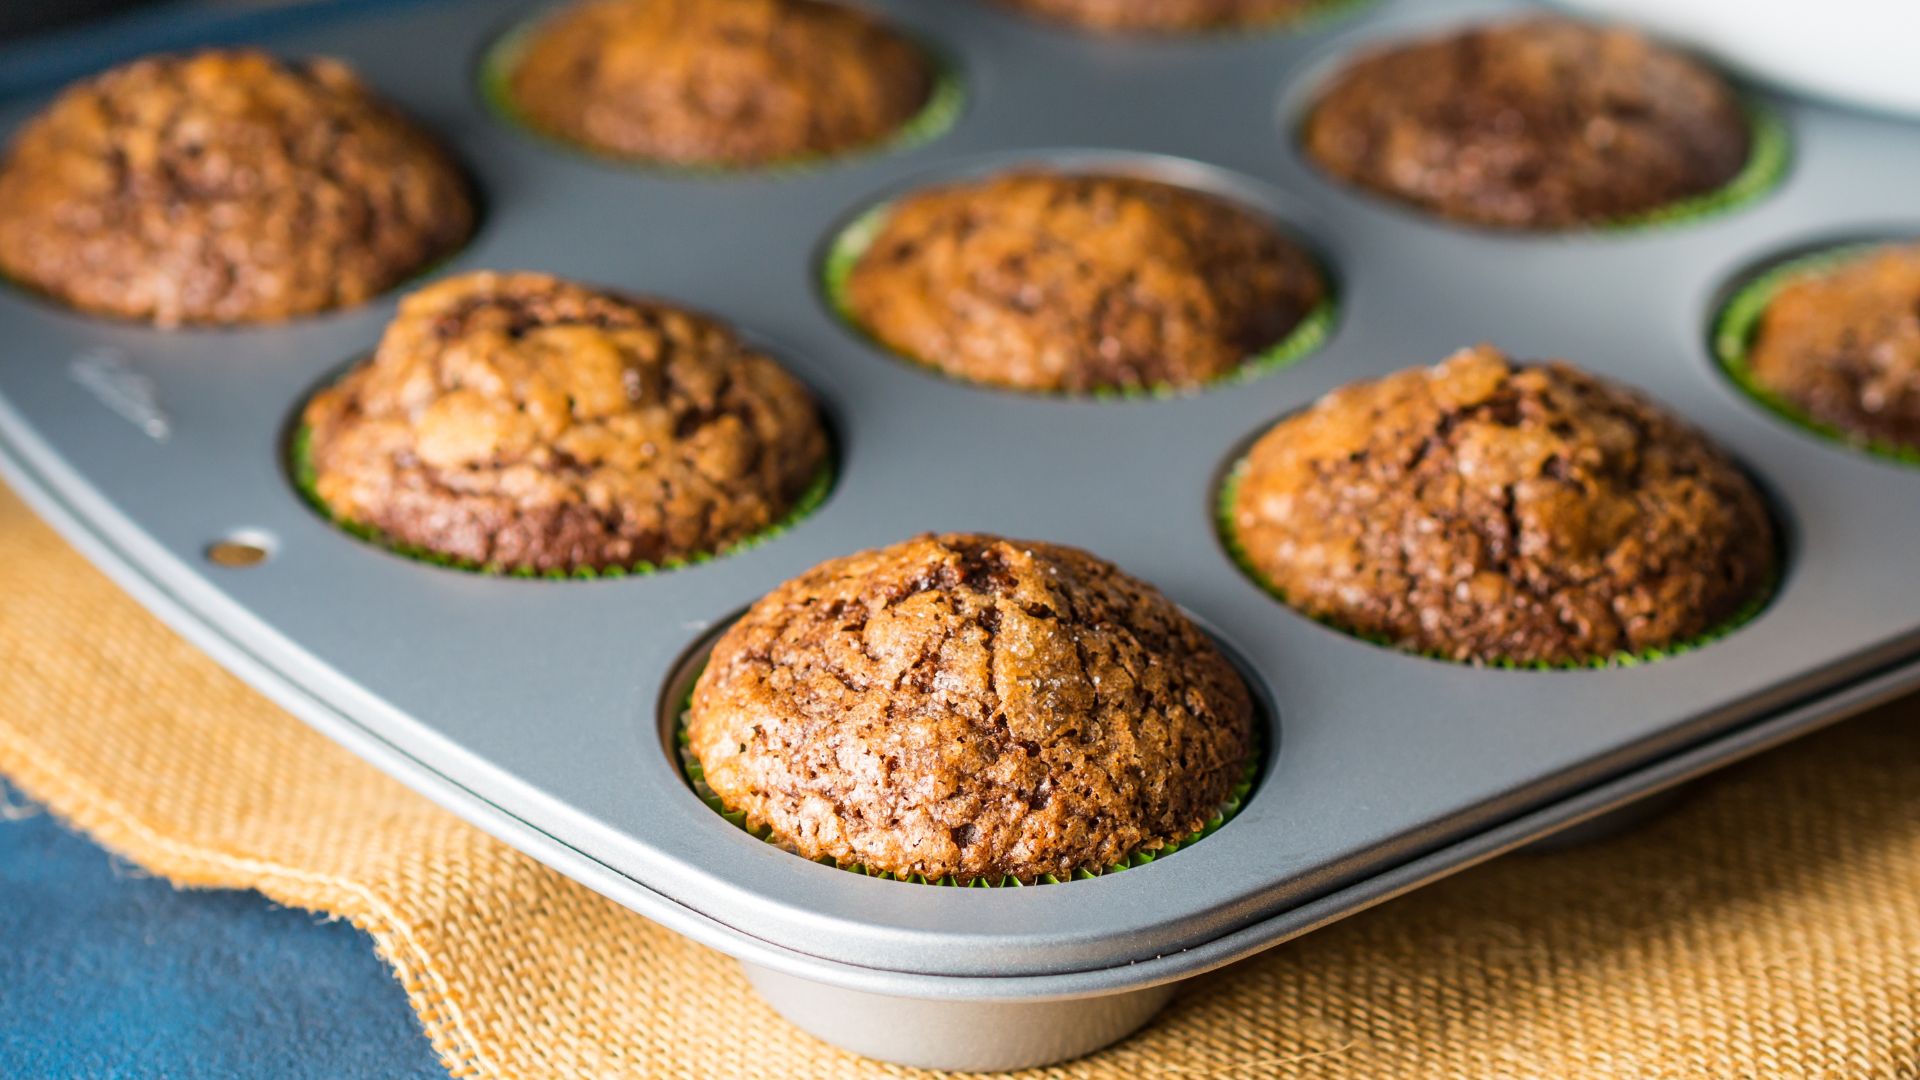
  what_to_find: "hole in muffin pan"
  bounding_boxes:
[818,150,1341,401]
[1270,8,1792,236]
[1710,233,1920,467]
[205,531,275,568]
[473,6,968,175]
[1209,407,1791,671]
[656,609,1278,887]
[280,352,841,581]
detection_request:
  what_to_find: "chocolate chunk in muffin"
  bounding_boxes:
[300,271,830,574]
[687,533,1256,882]
[1228,345,1775,666]
[997,0,1320,33]
[1301,19,1752,229]
[1743,243,1920,453]
[0,49,473,327]
[506,0,935,166]
[842,172,1326,393]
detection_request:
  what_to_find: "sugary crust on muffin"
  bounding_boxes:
[1230,345,1776,665]
[1301,19,1751,229]
[688,533,1256,881]
[301,271,829,573]
[1745,243,1920,451]
[998,0,1320,33]
[507,0,934,166]
[843,172,1326,392]
[0,49,473,326]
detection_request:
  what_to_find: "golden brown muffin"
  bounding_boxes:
[1744,243,1920,452]
[1301,19,1751,229]
[1228,345,1775,666]
[997,0,1319,33]
[301,271,830,574]
[506,0,934,166]
[842,172,1326,393]
[688,533,1256,881]
[0,49,473,327]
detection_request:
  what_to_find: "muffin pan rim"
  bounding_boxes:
[2,0,1920,1019]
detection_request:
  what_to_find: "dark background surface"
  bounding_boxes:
[0,779,444,1076]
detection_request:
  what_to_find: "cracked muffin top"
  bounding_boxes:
[1228,346,1776,666]
[0,49,473,327]
[1301,19,1751,229]
[1744,243,1920,453]
[841,172,1326,393]
[996,0,1321,33]
[300,271,830,574]
[687,533,1256,882]
[506,0,935,166]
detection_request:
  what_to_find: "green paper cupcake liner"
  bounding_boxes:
[822,199,1339,401]
[478,15,967,175]
[1215,462,1778,670]
[1297,97,1789,235]
[290,424,835,580]
[1712,241,1920,466]
[674,680,1260,887]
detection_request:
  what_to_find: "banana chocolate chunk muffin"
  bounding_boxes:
[1744,243,1920,453]
[842,172,1326,393]
[1228,345,1776,666]
[687,533,1256,882]
[997,0,1320,33]
[0,49,473,327]
[506,0,935,166]
[1301,19,1752,229]
[300,271,830,574]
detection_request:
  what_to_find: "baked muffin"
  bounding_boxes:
[841,172,1326,393]
[506,0,935,166]
[0,49,473,327]
[300,271,830,574]
[1301,19,1752,229]
[1743,243,1920,452]
[687,533,1256,882]
[997,0,1319,33]
[1228,345,1775,666]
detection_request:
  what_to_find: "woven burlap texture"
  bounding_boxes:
[1,482,1917,1079]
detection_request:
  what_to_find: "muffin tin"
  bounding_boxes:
[3,0,1920,1071]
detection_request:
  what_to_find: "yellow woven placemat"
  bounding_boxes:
[1,480,1917,1079]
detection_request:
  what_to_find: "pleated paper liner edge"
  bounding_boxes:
[1712,241,1920,467]
[290,425,836,581]
[821,200,1340,402]
[1215,463,1780,671]
[674,679,1262,888]
[478,14,968,176]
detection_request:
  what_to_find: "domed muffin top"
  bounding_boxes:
[0,49,473,326]
[1745,243,1920,452]
[842,171,1326,393]
[687,533,1256,882]
[301,271,829,574]
[507,0,935,166]
[998,0,1321,33]
[1229,345,1776,666]
[1302,19,1751,229]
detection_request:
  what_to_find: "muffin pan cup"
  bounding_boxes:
[4,0,1920,1071]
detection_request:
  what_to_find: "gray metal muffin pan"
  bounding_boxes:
[3,0,1920,1071]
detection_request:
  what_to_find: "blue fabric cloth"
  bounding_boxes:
[0,782,445,1079]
